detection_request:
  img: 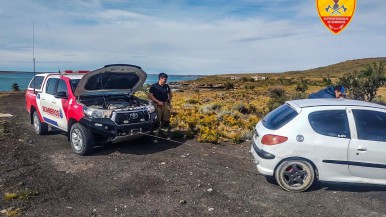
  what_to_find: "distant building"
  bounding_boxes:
[252,76,267,81]
[230,76,240,80]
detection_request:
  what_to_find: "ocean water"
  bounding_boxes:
[0,71,201,91]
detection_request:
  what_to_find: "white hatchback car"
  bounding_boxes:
[251,98,386,192]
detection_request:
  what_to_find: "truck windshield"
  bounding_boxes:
[70,79,81,93]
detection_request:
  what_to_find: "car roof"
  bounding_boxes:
[288,98,386,110]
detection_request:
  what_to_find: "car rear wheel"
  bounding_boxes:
[70,123,94,156]
[275,160,315,192]
[33,112,48,135]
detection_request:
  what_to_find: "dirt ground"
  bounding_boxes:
[1,92,386,217]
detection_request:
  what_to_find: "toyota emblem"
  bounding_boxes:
[129,112,139,119]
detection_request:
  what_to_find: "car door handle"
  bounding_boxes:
[357,146,367,151]
[52,101,56,104]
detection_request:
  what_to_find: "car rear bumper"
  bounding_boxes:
[251,139,275,159]
[250,139,279,176]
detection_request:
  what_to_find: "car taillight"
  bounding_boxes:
[261,134,288,145]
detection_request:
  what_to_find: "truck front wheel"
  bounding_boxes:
[70,123,94,155]
[33,112,48,135]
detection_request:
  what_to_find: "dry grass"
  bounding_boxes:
[0,207,22,217]
[3,189,38,201]
[0,91,23,97]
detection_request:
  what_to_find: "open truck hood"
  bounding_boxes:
[74,64,147,97]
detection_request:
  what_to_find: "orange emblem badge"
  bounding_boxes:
[316,0,356,34]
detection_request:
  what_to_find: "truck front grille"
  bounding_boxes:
[113,110,150,125]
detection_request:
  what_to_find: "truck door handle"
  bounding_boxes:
[52,101,56,104]
[357,146,367,151]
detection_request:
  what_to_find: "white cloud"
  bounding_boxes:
[0,0,385,74]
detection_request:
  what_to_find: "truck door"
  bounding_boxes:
[53,79,69,131]
[39,77,66,130]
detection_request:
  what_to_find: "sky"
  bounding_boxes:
[0,0,385,75]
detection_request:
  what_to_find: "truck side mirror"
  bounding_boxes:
[55,91,68,99]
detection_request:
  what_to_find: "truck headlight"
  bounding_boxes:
[83,107,112,118]
[147,104,156,113]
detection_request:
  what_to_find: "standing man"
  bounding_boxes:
[148,73,173,140]
[309,85,346,99]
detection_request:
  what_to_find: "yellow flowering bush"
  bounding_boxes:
[139,82,310,144]
[168,90,262,143]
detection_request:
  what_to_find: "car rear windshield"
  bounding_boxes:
[262,104,298,130]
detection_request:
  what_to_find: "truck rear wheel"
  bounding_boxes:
[33,112,48,135]
[70,123,94,155]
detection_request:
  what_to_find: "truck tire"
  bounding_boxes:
[275,159,315,192]
[33,111,48,135]
[70,123,94,155]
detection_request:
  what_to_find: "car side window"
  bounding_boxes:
[56,79,68,95]
[28,76,44,89]
[352,109,386,142]
[46,78,59,95]
[308,110,350,138]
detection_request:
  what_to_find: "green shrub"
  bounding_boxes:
[240,77,249,82]
[224,82,234,90]
[245,85,255,90]
[289,92,308,100]
[339,62,385,101]
[323,77,332,86]
[267,87,287,111]
[295,77,308,92]
[268,87,285,98]
[11,83,20,91]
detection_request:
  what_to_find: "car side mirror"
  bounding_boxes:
[55,91,68,99]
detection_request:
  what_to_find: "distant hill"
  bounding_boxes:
[188,57,386,85]
[282,57,386,78]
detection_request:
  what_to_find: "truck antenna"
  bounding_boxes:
[33,21,36,94]
[47,24,60,72]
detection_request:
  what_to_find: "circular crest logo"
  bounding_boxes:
[316,0,356,34]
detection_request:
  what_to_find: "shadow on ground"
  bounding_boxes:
[91,135,187,156]
[313,182,386,192]
[264,176,386,193]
